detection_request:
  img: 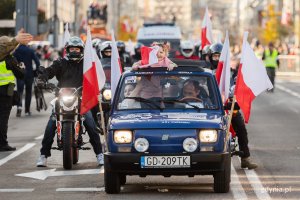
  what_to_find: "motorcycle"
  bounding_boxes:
[42,83,90,170]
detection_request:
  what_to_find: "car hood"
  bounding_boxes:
[110,112,225,129]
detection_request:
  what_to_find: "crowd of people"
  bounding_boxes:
[2,26,285,170]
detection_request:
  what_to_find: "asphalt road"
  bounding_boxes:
[1,77,300,200]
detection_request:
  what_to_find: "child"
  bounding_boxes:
[132,42,177,71]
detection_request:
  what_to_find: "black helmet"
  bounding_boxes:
[65,36,84,61]
[134,42,144,56]
[209,43,223,69]
[99,41,112,58]
[116,41,126,53]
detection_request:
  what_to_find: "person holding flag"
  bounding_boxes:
[212,34,258,169]
[36,36,104,167]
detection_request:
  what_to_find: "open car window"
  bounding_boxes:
[116,74,219,110]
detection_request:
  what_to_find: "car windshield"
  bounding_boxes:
[116,73,219,111]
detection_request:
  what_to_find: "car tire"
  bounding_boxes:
[213,154,231,193]
[104,161,121,194]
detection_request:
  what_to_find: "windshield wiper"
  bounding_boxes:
[124,97,163,110]
[162,99,202,112]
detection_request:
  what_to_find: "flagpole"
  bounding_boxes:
[223,95,236,152]
[98,95,107,152]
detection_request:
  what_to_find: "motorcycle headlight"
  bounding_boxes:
[103,89,111,101]
[183,138,198,152]
[114,130,132,144]
[62,96,75,102]
[199,130,218,143]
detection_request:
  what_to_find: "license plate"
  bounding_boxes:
[140,156,190,168]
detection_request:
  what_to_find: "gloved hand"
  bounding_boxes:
[4,55,19,70]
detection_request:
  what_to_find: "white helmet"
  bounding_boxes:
[180,40,195,58]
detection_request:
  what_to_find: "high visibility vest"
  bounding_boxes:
[0,61,15,86]
[264,49,278,68]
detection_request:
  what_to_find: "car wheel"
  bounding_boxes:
[213,154,231,193]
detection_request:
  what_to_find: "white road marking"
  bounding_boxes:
[244,170,271,200]
[16,166,104,180]
[0,189,34,192]
[230,163,248,200]
[34,134,44,140]
[277,84,300,99]
[0,143,36,166]
[56,187,105,192]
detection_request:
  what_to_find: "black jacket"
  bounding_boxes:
[42,58,83,88]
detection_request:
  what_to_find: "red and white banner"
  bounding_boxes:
[62,23,70,57]
[80,28,106,114]
[215,31,230,102]
[140,46,159,66]
[234,32,273,123]
[201,6,214,49]
[111,30,123,102]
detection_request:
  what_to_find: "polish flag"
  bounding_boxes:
[234,32,273,123]
[201,6,214,49]
[215,31,231,102]
[80,28,106,114]
[111,30,123,102]
[140,46,159,66]
[63,23,70,57]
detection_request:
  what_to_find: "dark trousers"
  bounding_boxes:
[17,77,34,113]
[0,96,13,146]
[231,111,250,158]
[266,67,275,91]
[40,111,102,157]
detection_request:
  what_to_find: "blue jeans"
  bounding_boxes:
[40,111,102,157]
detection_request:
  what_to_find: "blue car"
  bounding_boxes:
[104,60,231,194]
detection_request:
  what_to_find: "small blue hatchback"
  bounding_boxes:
[104,60,231,194]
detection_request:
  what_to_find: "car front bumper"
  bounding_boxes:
[104,152,230,176]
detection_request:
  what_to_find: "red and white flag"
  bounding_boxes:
[140,46,159,66]
[215,31,231,102]
[201,6,214,49]
[234,32,273,123]
[80,28,106,114]
[111,30,123,102]
[63,23,70,57]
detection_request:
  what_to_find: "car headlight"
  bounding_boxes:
[134,138,149,152]
[62,96,75,102]
[183,138,198,152]
[114,130,132,144]
[103,89,111,101]
[199,130,218,143]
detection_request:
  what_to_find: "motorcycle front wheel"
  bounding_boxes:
[63,122,73,170]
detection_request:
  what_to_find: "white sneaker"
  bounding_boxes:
[97,153,104,165]
[36,155,47,167]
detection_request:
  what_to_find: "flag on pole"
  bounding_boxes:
[63,23,71,57]
[201,6,214,49]
[215,31,231,102]
[140,46,159,66]
[234,32,273,123]
[80,28,106,114]
[111,30,123,102]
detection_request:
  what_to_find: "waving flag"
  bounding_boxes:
[140,46,159,66]
[215,31,231,102]
[234,32,273,123]
[62,23,71,57]
[111,30,123,102]
[81,28,106,114]
[201,6,214,49]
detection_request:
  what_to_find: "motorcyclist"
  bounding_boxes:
[209,42,258,169]
[98,41,112,65]
[131,42,144,63]
[176,40,199,60]
[92,38,102,54]
[200,45,211,62]
[36,36,103,167]
[117,41,132,69]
